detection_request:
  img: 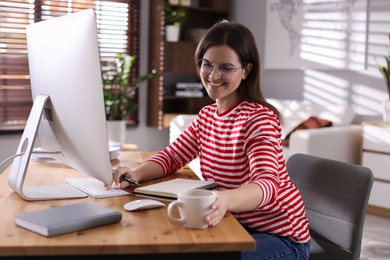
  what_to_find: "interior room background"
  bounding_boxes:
[0,0,389,166]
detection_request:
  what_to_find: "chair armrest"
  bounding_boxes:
[288,125,362,164]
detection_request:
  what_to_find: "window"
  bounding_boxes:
[0,0,140,131]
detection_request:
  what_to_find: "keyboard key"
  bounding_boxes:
[65,178,129,199]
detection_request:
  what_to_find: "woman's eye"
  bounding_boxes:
[220,65,234,72]
[202,63,213,69]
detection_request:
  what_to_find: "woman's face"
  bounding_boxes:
[199,45,247,106]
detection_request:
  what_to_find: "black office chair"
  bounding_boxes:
[286,153,374,260]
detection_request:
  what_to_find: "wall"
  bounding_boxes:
[231,0,304,100]
[231,0,388,124]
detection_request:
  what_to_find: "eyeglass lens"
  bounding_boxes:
[198,59,241,79]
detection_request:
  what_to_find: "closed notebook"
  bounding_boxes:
[133,178,220,200]
[15,202,122,237]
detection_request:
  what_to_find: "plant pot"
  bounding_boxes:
[106,120,126,146]
[383,99,390,123]
[166,25,180,42]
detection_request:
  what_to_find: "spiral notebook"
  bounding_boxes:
[133,178,220,200]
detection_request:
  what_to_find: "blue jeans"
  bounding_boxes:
[241,229,310,260]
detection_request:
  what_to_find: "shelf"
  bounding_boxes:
[164,96,213,114]
[147,0,229,129]
[163,95,208,99]
[361,121,390,217]
[164,42,198,74]
[163,113,181,129]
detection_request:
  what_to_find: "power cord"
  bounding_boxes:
[0,152,26,175]
[0,150,61,176]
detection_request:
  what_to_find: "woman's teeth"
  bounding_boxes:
[209,82,223,87]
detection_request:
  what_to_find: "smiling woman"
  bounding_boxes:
[0,0,141,131]
[113,20,310,260]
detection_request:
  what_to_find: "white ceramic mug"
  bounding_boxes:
[167,189,216,229]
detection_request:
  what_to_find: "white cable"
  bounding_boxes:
[0,150,61,176]
[0,152,26,173]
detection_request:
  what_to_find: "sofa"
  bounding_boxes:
[266,99,362,164]
[169,99,362,177]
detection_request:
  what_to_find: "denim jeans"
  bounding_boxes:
[241,228,310,260]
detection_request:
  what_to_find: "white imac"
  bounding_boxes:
[8,9,113,201]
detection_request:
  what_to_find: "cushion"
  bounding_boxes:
[268,99,314,139]
[282,116,333,147]
[267,98,355,139]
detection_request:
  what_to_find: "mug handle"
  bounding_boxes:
[167,201,185,224]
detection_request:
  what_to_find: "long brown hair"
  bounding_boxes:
[194,20,283,123]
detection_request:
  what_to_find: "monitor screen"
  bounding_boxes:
[8,9,113,200]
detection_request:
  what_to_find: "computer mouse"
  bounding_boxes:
[123,199,164,211]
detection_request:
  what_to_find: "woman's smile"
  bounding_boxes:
[207,81,224,89]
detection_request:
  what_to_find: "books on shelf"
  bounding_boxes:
[175,82,204,97]
[175,90,203,97]
[133,178,220,200]
[15,202,122,237]
[176,82,203,89]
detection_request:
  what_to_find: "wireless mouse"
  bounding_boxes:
[123,199,164,211]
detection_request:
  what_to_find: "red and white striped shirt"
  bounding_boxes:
[149,100,310,243]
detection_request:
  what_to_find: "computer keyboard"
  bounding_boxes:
[65,178,130,199]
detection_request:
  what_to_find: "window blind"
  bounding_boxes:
[0,0,139,131]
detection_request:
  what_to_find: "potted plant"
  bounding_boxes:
[164,4,187,42]
[102,53,156,144]
[376,33,390,122]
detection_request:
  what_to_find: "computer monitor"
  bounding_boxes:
[8,9,113,201]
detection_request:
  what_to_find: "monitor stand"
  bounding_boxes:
[7,95,87,201]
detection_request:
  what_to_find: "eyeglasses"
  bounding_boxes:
[196,59,242,79]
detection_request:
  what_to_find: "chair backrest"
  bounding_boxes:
[286,153,374,260]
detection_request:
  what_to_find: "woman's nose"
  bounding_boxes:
[208,66,221,80]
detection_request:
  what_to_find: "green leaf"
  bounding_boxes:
[164,4,187,27]
[102,53,157,120]
[375,33,390,99]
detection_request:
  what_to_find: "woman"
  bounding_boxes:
[113,20,310,259]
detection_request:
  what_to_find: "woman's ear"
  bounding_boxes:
[243,63,253,80]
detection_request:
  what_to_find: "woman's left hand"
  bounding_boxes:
[205,191,230,226]
[205,183,263,226]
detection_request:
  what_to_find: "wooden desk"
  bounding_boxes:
[0,151,255,258]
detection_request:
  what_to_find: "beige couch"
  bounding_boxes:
[266,99,362,164]
[169,99,362,177]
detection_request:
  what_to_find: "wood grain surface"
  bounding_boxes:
[0,151,255,256]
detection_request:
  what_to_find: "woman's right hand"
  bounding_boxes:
[113,166,137,188]
[111,161,164,189]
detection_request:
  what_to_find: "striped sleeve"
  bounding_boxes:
[244,110,282,208]
[148,118,199,175]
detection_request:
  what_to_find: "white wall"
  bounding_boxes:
[231,0,305,100]
[231,0,387,123]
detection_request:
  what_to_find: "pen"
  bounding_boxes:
[112,170,140,186]
[120,175,140,186]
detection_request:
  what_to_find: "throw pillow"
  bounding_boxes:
[282,116,333,147]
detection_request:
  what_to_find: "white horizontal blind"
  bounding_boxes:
[0,0,139,131]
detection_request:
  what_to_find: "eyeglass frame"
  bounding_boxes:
[196,58,244,79]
